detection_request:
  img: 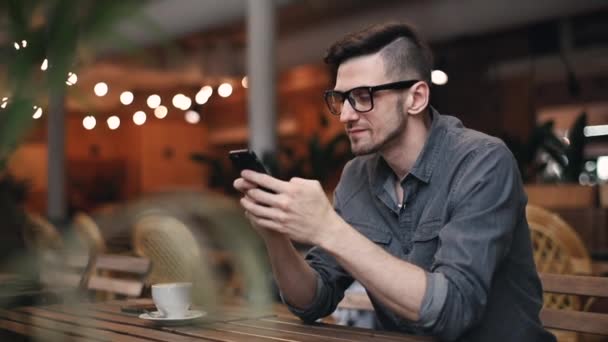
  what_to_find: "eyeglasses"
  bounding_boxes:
[324,80,420,116]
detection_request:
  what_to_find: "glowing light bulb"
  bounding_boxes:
[185,110,200,124]
[66,72,78,86]
[147,94,161,109]
[94,82,109,96]
[83,116,96,130]
[431,70,448,85]
[154,105,168,119]
[120,91,134,105]
[133,111,147,125]
[107,116,120,130]
[32,106,43,119]
[218,83,233,98]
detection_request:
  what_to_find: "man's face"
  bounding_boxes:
[334,53,408,156]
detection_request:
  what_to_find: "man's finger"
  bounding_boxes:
[246,187,283,207]
[241,195,283,220]
[234,178,258,192]
[241,170,289,194]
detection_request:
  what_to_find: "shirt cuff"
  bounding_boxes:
[417,271,448,328]
[281,271,325,319]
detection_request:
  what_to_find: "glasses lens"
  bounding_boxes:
[325,91,344,115]
[349,88,372,112]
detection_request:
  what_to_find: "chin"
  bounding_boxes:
[351,143,379,156]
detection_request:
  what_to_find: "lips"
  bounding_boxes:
[348,128,367,136]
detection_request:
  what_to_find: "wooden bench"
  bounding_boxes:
[539,272,608,336]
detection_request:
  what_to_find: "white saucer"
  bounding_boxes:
[139,310,206,325]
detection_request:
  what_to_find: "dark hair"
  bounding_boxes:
[324,22,433,84]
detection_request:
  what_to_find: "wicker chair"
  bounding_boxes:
[132,214,217,306]
[22,212,63,252]
[527,205,593,342]
[73,212,106,253]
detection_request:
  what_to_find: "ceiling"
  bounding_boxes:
[109,0,608,68]
[4,0,607,113]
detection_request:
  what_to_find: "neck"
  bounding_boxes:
[381,109,432,180]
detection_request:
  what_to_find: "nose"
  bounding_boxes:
[339,99,359,123]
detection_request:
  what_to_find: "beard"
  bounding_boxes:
[349,99,407,156]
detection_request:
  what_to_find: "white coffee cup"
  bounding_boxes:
[151,282,192,318]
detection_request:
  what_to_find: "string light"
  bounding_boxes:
[195,87,211,105]
[94,82,109,96]
[120,91,134,105]
[133,111,146,125]
[218,83,233,98]
[154,105,168,119]
[107,116,120,130]
[41,59,48,71]
[32,106,42,119]
[185,110,200,124]
[83,116,96,130]
[242,76,248,88]
[200,85,213,98]
[66,72,78,86]
[431,70,448,85]
[172,94,192,110]
[147,94,161,109]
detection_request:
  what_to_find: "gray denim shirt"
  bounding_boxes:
[285,108,555,341]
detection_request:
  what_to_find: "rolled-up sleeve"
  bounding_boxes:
[422,143,521,340]
[282,190,355,322]
[283,247,354,322]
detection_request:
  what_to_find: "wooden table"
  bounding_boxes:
[0,299,433,341]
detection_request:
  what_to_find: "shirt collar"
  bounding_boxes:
[368,107,447,194]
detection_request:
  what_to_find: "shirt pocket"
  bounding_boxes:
[347,221,392,245]
[409,220,442,270]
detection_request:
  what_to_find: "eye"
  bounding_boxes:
[350,88,371,103]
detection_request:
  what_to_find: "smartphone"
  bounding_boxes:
[228,149,270,175]
[229,149,275,194]
[120,303,157,314]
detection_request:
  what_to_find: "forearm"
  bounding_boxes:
[263,234,318,309]
[320,220,427,321]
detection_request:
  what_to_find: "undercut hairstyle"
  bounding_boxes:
[324,22,433,84]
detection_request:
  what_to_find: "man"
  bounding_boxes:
[234,23,554,341]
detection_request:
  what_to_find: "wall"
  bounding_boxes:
[8,112,210,214]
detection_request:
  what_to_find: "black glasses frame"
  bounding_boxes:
[324,79,420,116]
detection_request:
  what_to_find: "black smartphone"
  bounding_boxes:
[228,149,270,175]
[120,303,157,314]
[229,149,275,194]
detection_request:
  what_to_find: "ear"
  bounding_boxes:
[405,81,430,116]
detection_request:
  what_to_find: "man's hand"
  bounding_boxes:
[233,173,284,241]
[233,170,343,246]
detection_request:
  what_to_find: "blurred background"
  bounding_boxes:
[1,0,608,333]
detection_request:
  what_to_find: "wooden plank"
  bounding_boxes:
[266,316,431,340]
[17,306,213,342]
[25,301,433,342]
[95,255,151,275]
[0,318,83,342]
[540,308,608,335]
[179,323,300,342]
[45,303,283,341]
[255,317,432,342]
[0,309,148,342]
[79,302,274,325]
[539,273,608,297]
[225,320,379,342]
